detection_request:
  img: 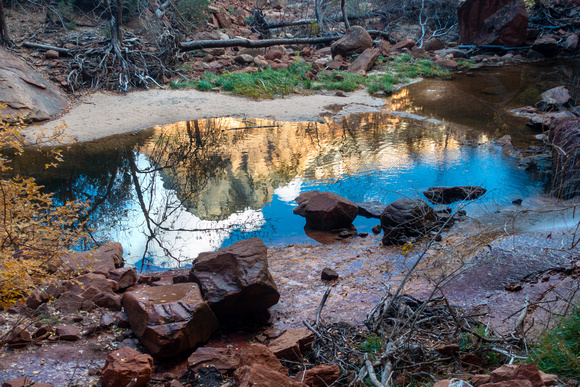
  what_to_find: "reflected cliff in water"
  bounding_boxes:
[12,61,574,270]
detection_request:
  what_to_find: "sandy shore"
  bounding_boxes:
[41,88,388,143]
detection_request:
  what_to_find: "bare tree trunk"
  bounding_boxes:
[341,0,350,29]
[103,0,123,55]
[315,0,322,31]
[0,0,11,46]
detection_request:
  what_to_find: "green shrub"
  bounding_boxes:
[530,307,580,379]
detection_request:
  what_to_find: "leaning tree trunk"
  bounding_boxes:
[0,0,11,46]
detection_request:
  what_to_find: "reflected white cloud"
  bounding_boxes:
[274,178,303,204]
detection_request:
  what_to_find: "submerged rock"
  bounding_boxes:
[294,191,358,230]
[189,238,280,316]
[423,186,487,204]
[357,201,387,218]
[380,198,436,245]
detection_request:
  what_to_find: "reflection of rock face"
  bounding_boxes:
[140,114,461,221]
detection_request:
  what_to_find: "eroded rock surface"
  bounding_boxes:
[0,47,68,121]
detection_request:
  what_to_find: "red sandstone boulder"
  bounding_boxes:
[293,191,359,231]
[490,363,547,387]
[458,0,529,47]
[239,343,288,375]
[294,364,340,387]
[540,86,572,106]
[100,347,153,387]
[189,238,279,316]
[380,198,436,245]
[122,283,219,357]
[423,186,487,204]
[268,328,315,360]
[331,26,373,57]
[391,38,416,51]
[424,37,445,51]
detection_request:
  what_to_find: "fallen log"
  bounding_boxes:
[180,30,391,52]
[22,42,72,55]
[179,35,340,51]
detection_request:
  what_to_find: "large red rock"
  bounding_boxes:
[293,191,359,231]
[458,0,529,47]
[189,238,279,316]
[490,363,543,387]
[331,26,373,57]
[423,186,487,204]
[122,283,219,357]
[100,347,154,387]
[294,364,340,387]
[0,48,68,121]
[380,198,436,245]
[548,117,580,198]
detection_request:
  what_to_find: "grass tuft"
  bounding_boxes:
[530,306,580,379]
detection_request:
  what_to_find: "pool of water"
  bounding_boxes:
[13,60,578,270]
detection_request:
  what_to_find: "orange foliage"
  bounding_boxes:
[0,106,89,306]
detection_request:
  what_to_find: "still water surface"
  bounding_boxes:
[15,60,578,270]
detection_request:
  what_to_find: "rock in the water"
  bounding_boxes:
[293,191,358,230]
[0,48,68,121]
[380,198,436,245]
[189,238,280,316]
[549,117,580,198]
[122,283,219,357]
[294,364,341,387]
[331,26,373,57]
[348,48,380,75]
[188,347,241,373]
[321,267,339,281]
[532,36,560,57]
[517,154,551,172]
[423,186,486,204]
[458,0,529,47]
[357,201,387,218]
[100,347,154,387]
